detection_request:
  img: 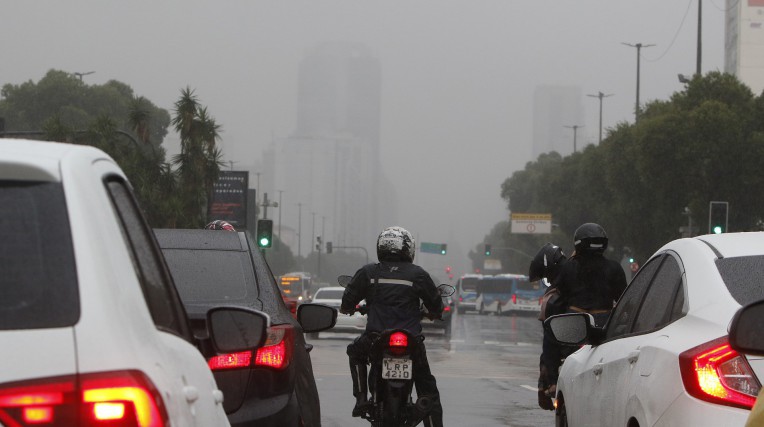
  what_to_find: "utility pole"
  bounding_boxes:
[564,125,584,153]
[297,202,303,259]
[311,212,316,253]
[586,91,613,144]
[622,42,655,123]
[277,190,284,250]
[697,0,702,76]
[73,71,95,81]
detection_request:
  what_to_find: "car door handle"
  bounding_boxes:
[593,364,603,376]
[183,386,199,403]
[628,351,640,364]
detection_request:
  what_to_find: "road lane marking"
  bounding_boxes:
[521,385,538,392]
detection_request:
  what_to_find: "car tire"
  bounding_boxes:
[555,395,568,427]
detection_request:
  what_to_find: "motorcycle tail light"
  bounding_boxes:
[0,370,168,427]
[389,332,408,348]
[679,336,760,410]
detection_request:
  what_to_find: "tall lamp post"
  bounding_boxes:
[297,202,303,260]
[564,125,584,153]
[622,42,655,123]
[586,91,613,144]
[277,190,284,250]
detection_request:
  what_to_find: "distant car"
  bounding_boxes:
[421,295,454,338]
[155,229,336,427]
[546,232,764,427]
[309,286,367,337]
[0,139,273,427]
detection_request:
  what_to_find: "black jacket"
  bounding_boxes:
[341,261,444,334]
[552,253,627,312]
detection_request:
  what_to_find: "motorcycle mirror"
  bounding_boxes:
[437,284,455,297]
[337,275,353,287]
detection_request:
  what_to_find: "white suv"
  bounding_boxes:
[0,139,264,426]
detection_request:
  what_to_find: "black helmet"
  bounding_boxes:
[376,226,416,263]
[529,243,566,282]
[573,223,608,253]
[205,220,236,231]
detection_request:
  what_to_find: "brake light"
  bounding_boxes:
[255,324,294,370]
[679,336,761,410]
[0,370,168,426]
[389,332,408,347]
[512,294,517,304]
[443,306,451,312]
[208,351,253,371]
[459,296,463,302]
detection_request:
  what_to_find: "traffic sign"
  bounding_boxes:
[510,213,552,234]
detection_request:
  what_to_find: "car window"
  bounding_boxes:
[105,178,192,340]
[605,255,663,340]
[315,289,345,300]
[716,255,764,305]
[632,254,684,333]
[0,181,79,330]
[162,249,253,302]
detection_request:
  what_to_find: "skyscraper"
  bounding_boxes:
[725,0,764,95]
[532,85,585,159]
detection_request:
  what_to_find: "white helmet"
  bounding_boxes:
[376,226,416,262]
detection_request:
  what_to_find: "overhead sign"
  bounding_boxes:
[420,242,446,254]
[510,213,552,234]
[208,171,249,229]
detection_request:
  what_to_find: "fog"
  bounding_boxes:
[3,1,725,274]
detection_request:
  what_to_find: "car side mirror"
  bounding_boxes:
[337,275,352,287]
[297,303,338,333]
[207,307,270,353]
[544,313,596,346]
[438,284,455,297]
[729,299,764,356]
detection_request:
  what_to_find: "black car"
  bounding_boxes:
[421,295,454,338]
[154,229,335,427]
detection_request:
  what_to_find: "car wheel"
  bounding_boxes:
[555,395,568,427]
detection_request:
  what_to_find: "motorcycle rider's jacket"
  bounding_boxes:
[552,252,627,312]
[341,261,444,334]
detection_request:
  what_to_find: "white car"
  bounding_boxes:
[310,286,367,335]
[546,232,764,426]
[0,139,268,427]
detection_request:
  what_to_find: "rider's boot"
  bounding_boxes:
[350,360,368,417]
[422,412,443,427]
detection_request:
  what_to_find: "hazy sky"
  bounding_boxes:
[3,1,726,273]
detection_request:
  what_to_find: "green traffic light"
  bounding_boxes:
[713,226,723,234]
[260,237,270,246]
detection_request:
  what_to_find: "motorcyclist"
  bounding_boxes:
[528,243,567,410]
[542,223,628,401]
[205,220,236,231]
[340,226,445,427]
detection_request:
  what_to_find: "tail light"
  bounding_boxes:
[0,370,168,426]
[389,332,409,348]
[443,306,451,312]
[255,324,294,370]
[679,336,761,410]
[512,294,517,304]
[209,324,294,371]
[459,296,463,302]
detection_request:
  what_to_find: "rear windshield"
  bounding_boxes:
[162,249,256,303]
[0,181,79,330]
[478,278,513,294]
[716,255,764,305]
[314,289,344,300]
[460,277,479,292]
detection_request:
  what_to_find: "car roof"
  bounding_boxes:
[314,287,345,294]
[693,232,764,258]
[154,228,247,251]
[0,139,110,182]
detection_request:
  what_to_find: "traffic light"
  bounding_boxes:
[316,236,322,251]
[484,244,492,256]
[709,201,729,234]
[326,241,333,254]
[256,219,273,248]
[440,244,447,255]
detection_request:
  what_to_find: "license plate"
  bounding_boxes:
[382,357,412,380]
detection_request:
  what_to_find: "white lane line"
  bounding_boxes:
[521,385,538,392]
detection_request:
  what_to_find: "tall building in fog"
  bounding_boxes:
[725,0,764,95]
[532,85,585,159]
[265,42,396,262]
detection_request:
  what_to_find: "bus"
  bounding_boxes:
[454,274,484,314]
[476,274,543,315]
[278,272,313,313]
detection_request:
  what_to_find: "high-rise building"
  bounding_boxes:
[265,42,396,262]
[725,0,764,94]
[532,85,585,159]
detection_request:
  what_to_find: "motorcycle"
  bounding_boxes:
[338,275,454,427]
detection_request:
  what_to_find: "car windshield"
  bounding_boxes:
[0,181,79,330]
[314,289,345,300]
[716,255,764,305]
[162,249,255,303]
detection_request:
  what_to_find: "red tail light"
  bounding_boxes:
[0,370,168,426]
[255,324,294,370]
[512,294,517,304]
[208,351,253,371]
[389,332,408,348]
[459,296,463,302]
[443,306,451,312]
[679,336,761,410]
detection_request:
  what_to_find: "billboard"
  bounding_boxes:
[207,171,249,229]
[510,213,552,234]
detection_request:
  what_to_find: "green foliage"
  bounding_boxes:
[500,72,764,262]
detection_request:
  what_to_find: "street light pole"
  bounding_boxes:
[297,202,303,259]
[586,91,613,144]
[622,42,655,123]
[697,0,702,76]
[564,125,584,153]
[277,190,284,250]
